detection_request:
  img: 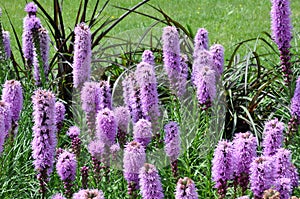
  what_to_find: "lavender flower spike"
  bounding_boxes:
[275,178,292,199]
[52,193,66,199]
[262,118,284,156]
[25,2,37,16]
[289,76,300,137]
[164,121,181,177]
[72,189,105,199]
[114,106,130,147]
[133,119,152,147]
[123,141,146,195]
[2,31,11,58]
[96,108,117,147]
[212,140,234,199]
[210,44,224,79]
[193,28,209,57]
[98,80,112,111]
[73,22,91,89]
[139,163,164,199]
[38,27,50,77]
[142,50,155,66]
[271,0,292,83]
[55,101,66,132]
[0,101,12,139]
[175,177,199,199]
[32,89,57,197]
[56,151,77,197]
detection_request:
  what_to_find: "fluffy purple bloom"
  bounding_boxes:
[290,76,300,122]
[96,108,117,146]
[2,31,11,58]
[0,101,12,138]
[210,44,224,78]
[175,177,198,199]
[2,80,23,122]
[38,27,50,76]
[67,126,80,139]
[122,73,143,123]
[212,140,234,198]
[274,178,292,199]
[133,119,152,147]
[135,62,160,125]
[164,121,181,162]
[55,101,65,131]
[31,89,57,195]
[0,114,5,154]
[25,2,38,15]
[98,81,112,110]
[66,126,81,157]
[88,139,105,159]
[176,54,189,97]
[114,106,130,147]
[249,156,274,198]
[193,28,209,58]
[139,163,164,199]
[192,50,213,83]
[72,189,105,199]
[73,22,91,89]
[193,66,216,109]
[142,50,155,66]
[56,151,77,181]
[52,193,66,199]
[262,118,284,156]
[123,141,146,189]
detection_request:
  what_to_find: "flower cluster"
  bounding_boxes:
[133,119,152,147]
[175,177,199,199]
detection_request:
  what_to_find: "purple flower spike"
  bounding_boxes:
[57,151,77,197]
[99,81,112,111]
[0,101,12,139]
[80,166,89,189]
[31,89,57,197]
[176,54,189,97]
[142,50,155,66]
[133,119,152,147]
[72,189,105,199]
[88,139,105,182]
[262,118,284,156]
[210,44,224,79]
[67,126,81,157]
[67,126,80,139]
[73,22,91,89]
[249,156,274,198]
[192,50,213,83]
[275,178,292,199]
[2,31,11,58]
[194,66,216,109]
[232,132,257,193]
[175,177,199,199]
[25,2,38,15]
[139,163,164,199]
[55,101,66,132]
[271,0,293,83]
[193,28,209,58]
[52,193,66,199]
[0,114,5,154]
[212,140,234,199]
[38,27,50,77]
[114,106,130,147]
[96,108,117,147]
[291,77,300,119]
[123,141,146,195]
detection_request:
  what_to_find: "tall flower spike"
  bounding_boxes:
[56,151,77,197]
[232,132,257,194]
[98,81,112,111]
[123,141,146,196]
[176,54,189,97]
[289,76,300,137]
[262,118,284,156]
[212,140,234,199]
[80,166,89,189]
[133,119,152,147]
[274,178,292,199]
[175,177,199,199]
[142,50,155,66]
[193,28,209,56]
[72,189,105,199]
[55,101,66,132]
[139,163,164,199]
[250,156,274,198]
[271,0,292,84]
[73,22,91,89]
[210,44,224,79]
[88,139,105,182]
[192,50,213,83]
[2,31,11,59]
[96,108,117,147]
[0,101,12,138]
[32,89,57,197]
[164,121,181,177]
[67,126,81,158]
[114,106,130,147]
[194,66,216,109]
[38,27,50,77]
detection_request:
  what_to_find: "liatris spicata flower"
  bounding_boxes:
[250,156,274,199]
[25,2,38,16]
[0,114,5,154]
[210,44,224,79]
[55,101,66,132]
[98,81,112,110]
[73,22,91,89]
[142,50,155,66]
[262,189,280,199]
[67,126,81,157]
[96,108,117,147]
[72,189,105,199]
[122,73,143,123]
[80,166,89,189]
[289,76,300,137]
[31,89,57,197]
[81,82,101,137]
[262,118,284,156]
[139,163,164,199]
[52,193,66,199]
[110,143,120,161]
[123,141,146,196]
[271,0,293,84]
[175,177,198,199]
[2,31,11,59]
[133,119,152,147]
[88,140,105,182]
[164,121,181,177]
[193,66,216,109]
[56,151,77,197]
[274,178,292,199]
[114,106,130,147]
[193,28,209,58]
[38,27,50,76]
[176,54,189,97]
[232,132,257,193]
[0,101,12,139]
[135,62,160,132]
[212,140,234,199]
[289,164,299,188]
